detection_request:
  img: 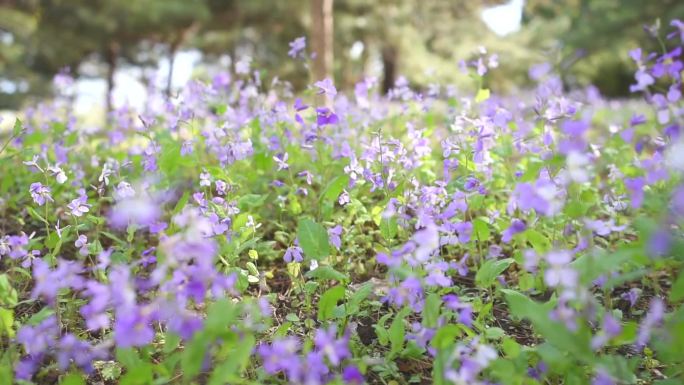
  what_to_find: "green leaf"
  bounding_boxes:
[473,217,491,241]
[423,293,441,328]
[502,289,591,359]
[475,88,490,103]
[346,282,373,315]
[380,216,398,240]
[389,307,410,357]
[12,118,23,137]
[119,362,153,385]
[305,266,349,282]
[238,194,268,210]
[27,307,55,326]
[0,308,14,338]
[524,230,551,253]
[172,191,190,216]
[431,324,462,350]
[205,299,237,336]
[670,270,684,302]
[484,327,506,340]
[208,334,255,384]
[320,175,349,203]
[181,332,210,380]
[297,218,330,260]
[26,206,48,225]
[115,348,142,369]
[318,285,345,321]
[159,140,182,175]
[476,258,514,287]
[163,333,181,354]
[59,373,85,385]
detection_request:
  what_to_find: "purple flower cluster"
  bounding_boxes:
[257,325,361,385]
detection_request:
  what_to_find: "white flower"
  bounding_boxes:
[48,165,68,184]
[566,151,590,183]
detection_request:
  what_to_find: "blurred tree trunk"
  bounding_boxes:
[381,45,397,94]
[166,23,199,97]
[105,41,120,115]
[311,0,334,82]
[166,41,179,97]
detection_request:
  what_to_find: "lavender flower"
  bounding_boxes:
[502,219,526,243]
[67,194,90,217]
[314,325,350,365]
[637,298,665,349]
[328,225,342,250]
[544,250,577,289]
[314,78,337,97]
[288,36,306,58]
[284,245,303,263]
[29,182,53,206]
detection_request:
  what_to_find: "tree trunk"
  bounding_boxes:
[166,42,179,97]
[381,45,397,95]
[310,0,334,83]
[105,41,120,116]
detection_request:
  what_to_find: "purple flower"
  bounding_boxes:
[527,361,548,380]
[316,107,339,126]
[425,261,452,287]
[630,70,655,92]
[199,171,211,187]
[412,224,440,263]
[386,276,424,311]
[215,179,228,195]
[544,250,577,289]
[648,228,671,256]
[81,281,111,330]
[31,259,84,304]
[630,114,646,127]
[96,248,112,271]
[314,78,337,97]
[75,234,89,256]
[15,356,40,380]
[443,294,473,327]
[561,120,589,136]
[591,314,622,350]
[288,36,306,58]
[502,219,526,243]
[637,298,665,349]
[114,305,155,348]
[624,177,645,209]
[257,337,301,379]
[8,233,29,259]
[621,288,640,307]
[328,225,343,250]
[150,221,168,234]
[181,140,194,156]
[314,325,350,365]
[671,19,684,41]
[338,189,350,206]
[29,182,53,206]
[17,315,59,355]
[273,152,289,171]
[592,370,615,385]
[343,365,365,384]
[114,181,136,201]
[294,98,308,111]
[67,194,90,217]
[671,184,684,217]
[512,181,563,216]
[284,245,303,263]
[108,195,161,229]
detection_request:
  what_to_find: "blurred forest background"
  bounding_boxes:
[1,0,683,113]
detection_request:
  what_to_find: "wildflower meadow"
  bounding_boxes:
[1,15,684,385]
